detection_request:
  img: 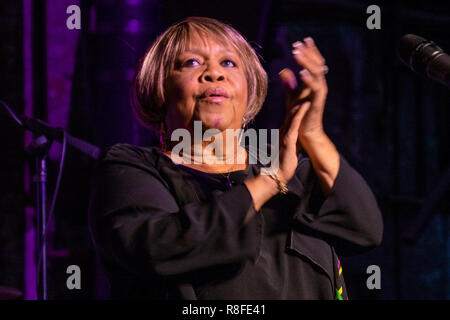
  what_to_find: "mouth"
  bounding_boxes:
[199,88,229,103]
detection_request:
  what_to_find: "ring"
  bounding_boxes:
[322,65,329,75]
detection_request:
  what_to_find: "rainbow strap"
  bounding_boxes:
[335,257,347,300]
[336,287,343,300]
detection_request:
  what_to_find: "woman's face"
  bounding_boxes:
[164,34,248,134]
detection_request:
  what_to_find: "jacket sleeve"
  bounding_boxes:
[89,155,262,278]
[291,154,383,256]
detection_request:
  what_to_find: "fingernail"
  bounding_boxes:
[278,68,289,76]
[304,37,314,44]
[300,69,311,77]
[285,77,297,89]
[292,41,304,48]
[279,70,296,89]
[287,78,296,90]
[292,49,303,56]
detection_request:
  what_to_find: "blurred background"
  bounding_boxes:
[0,0,449,300]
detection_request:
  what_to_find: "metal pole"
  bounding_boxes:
[35,155,48,300]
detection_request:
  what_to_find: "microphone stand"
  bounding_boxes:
[1,100,102,300]
[27,136,52,300]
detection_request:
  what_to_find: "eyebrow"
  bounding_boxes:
[182,48,236,56]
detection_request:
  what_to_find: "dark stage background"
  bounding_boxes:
[0,0,449,299]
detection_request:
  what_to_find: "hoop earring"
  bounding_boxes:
[238,117,247,144]
[242,116,247,130]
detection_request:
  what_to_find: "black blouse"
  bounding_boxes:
[88,143,383,300]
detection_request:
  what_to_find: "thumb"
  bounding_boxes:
[279,68,298,110]
[279,68,298,91]
[284,101,311,147]
[279,68,312,111]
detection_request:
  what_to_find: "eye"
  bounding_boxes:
[183,59,201,67]
[221,59,237,68]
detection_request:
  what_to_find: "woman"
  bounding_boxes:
[89,17,383,300]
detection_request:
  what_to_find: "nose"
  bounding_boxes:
[200,63,225,82]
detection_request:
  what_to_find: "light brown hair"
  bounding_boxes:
[132,16,268,130]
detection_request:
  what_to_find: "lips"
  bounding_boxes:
[199,88,229,102]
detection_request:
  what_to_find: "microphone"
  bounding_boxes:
[19,114,102,160]
[1,100,102,160]
[397,34,450,88]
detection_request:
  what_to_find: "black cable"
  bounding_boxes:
[0,100,24,126]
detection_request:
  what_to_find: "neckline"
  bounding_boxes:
[155,147,250,177]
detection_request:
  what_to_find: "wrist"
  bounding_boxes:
[299,128,328,151]
[261,171,288,195]
[299,127,326,142]
[259,174,281,196]
[244,174,279,212]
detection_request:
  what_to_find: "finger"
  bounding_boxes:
[280,101,302,139]
[292,38,328,78]
[284,102,311,146]
[279,67,312,98]
[279,68,303,111]
[292,101,311,153]
[296,86,312,104]
[292,40,324,67]
[280,104,300,133]
[292,40,325,72]
[303,37,326,65]
[278,68,298,91]
[300,70,328,106]
[285,102,310,137]
[299,69,326,93]
[291,49,325,78]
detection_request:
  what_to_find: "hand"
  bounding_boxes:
[244,93,309,215]
[279,37,328,145]
[244,38,335,214]
[276,91,312,185]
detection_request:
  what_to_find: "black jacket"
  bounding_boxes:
[89,143,383,299]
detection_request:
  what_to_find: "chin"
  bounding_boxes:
[196,111,230,131]
[201,117,228,131]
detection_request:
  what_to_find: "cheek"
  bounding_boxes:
[169,77,193,101]
[235,76,248,114]
[166,76,197,114]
